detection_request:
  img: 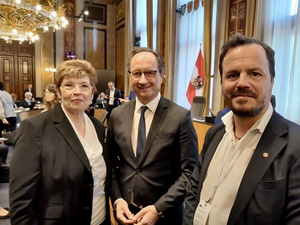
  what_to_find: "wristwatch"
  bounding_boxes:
[155,206,164,219]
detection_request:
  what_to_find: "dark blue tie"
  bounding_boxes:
[136,106,148,162]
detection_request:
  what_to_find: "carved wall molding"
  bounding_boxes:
[116,0,125,22]
[93,0,118,5]
[227,0,247,37]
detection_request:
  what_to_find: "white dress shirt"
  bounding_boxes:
[109,89,115,105]
[198,103,273,225]
[131,92,161,156]
[63,108,107,225]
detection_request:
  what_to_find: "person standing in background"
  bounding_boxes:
[107,47,198,225]
[0,81,17,135]
[97,92,107,109]
[23,84,34,99]
[105,81,121,122]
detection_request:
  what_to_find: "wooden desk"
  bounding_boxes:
[18,109,43,121]
[94,108,106,120]
[193,121,212,154]
[94,108,107,126]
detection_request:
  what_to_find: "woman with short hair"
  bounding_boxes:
[10,60,111,225]
[22,91,35,108]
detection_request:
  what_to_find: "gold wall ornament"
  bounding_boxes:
[228,0,246,37]
[0,0,68,44]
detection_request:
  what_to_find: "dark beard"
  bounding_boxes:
[230,100,266,118]
[225,88,266,118]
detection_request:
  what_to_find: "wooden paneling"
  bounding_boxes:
[0,43,13,55]
[0,40,35,100]
[116,0,125,23]
[84,27,106,70]
[18,109,42,121]
[116,25,125,92]
[0,56,14,93]
[18,57,32,93]
[228,0,247,37]
[64,0,76,57]
[84,2,107,24]
[94,108,107,126]
[18,43,32,56]
[193,121,212,153]
[1,57,13,75]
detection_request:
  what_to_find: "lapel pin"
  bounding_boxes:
[263,153,269,158]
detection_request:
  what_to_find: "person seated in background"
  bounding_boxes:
[119,89,136,103]
[213,106,231,125]
[96,92,107,109]
[10,93,21,108]
[118,96,129,104]
[86,91,98,117]
[0,144,8,164]
[128,89,136,100]
[0,146,9,220]
[42,84,59,112]
[0,145,9,220]
[22,92,35,108]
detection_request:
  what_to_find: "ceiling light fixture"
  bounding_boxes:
[0,0,68,44]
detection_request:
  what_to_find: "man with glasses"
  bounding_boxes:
[107,47,198,225]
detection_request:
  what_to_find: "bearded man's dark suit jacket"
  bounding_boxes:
[183,111,300,225]
[9,103,111,225]
[107,96,198,225]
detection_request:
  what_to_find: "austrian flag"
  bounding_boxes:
[186,49,205,105]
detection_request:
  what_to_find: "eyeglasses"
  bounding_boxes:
[61,83,93,92]
[129,70,157,80]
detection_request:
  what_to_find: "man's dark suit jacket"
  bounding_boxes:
[23,88,34,98]
[10,103,111,225]
[107,96,198,225]
[105,88,121,108]
[184,111,300,225]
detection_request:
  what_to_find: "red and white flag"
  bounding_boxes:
[186,49,205,105]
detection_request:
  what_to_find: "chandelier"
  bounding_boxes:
[0,0,68,44]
